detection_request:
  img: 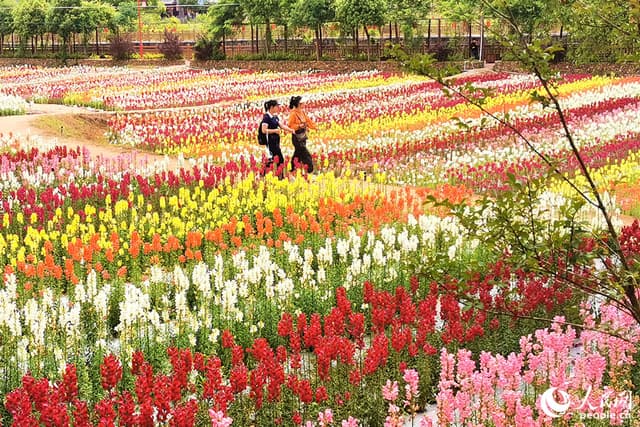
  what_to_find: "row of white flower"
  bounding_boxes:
[0,94,28,116]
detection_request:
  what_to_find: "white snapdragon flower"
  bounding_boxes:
[191,262,211,298]
[150,264,165,284]
[317,238,334,266]
[380,226,396,247]
[372,240,386,266]
[94,286,110,319]
[316,267,326,284]
[221,279,238,318]
[276,277,295,301]
[0,294,21,336]
[336,238,349,260]
[173,266,190,293]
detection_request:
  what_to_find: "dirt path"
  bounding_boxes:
[0,103,180,170]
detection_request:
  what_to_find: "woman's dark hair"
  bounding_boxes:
[264,99,279,111]
[289,96,302,109]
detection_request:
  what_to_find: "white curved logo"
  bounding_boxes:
[540,387,571,418]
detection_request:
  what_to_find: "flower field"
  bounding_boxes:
[1,65,640,426]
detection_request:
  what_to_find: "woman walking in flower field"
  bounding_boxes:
[288,95,317,174]
[261,99,293,177]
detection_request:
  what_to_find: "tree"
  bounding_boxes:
[111,1,137,33]
[47,0,83,54]
[0,0,14,52]
[290,0,335,60]
[77,1,115,54]
[384,0,430,47]
[206,0,245,57]
[561,0,640,63]
[424,0,640,327]
[335,0,386,60]
[241,0,284,54]
[12,0,49,54]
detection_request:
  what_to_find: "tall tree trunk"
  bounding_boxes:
[265,20,271,55]
[256,25,260,55]
[388,22,392,42]
[394,22,399,42]
[468,21,472,58]
[251,24,254,54]
[363,25,370,61]
[315,26,320,60]
[222,32,226,57]
[354,28,359,56]
[427,19,431,48]
[318,24,323,58]
[283,23,288,52]
[96,28,99,55]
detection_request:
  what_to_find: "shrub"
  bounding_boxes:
[109,34,134,61]
[193,37,225,61]
[426,42,452,62]
[158,28,183,61]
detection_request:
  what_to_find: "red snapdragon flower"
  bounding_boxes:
[100,354,122,392]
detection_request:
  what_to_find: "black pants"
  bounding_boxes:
[291,139,313,173]
[265,140,284,177]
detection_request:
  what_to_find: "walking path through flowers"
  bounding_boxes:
[0,102,182,170]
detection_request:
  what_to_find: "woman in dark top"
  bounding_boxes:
[261,99,292,177]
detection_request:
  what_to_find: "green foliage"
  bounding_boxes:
[241,0,283,49]
[158,28,183,60]
[563,0,640,63]
[206,0,244,41]
[12,0,48,39]
[384,43,460,76]
[48,0,82,44]
[290,0,335,29]
[112,1,137,33]
[107,281,124,336]
[335,0,386,34]
[193,36,225,60]
[450,176,594,273]
[405,52,437,75]
[629,204,640,219]
[0,0,14,37]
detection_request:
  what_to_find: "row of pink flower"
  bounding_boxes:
[99,70,395,111]
[437,300,639,426]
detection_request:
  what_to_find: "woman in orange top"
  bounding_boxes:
[288,95,317,173]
